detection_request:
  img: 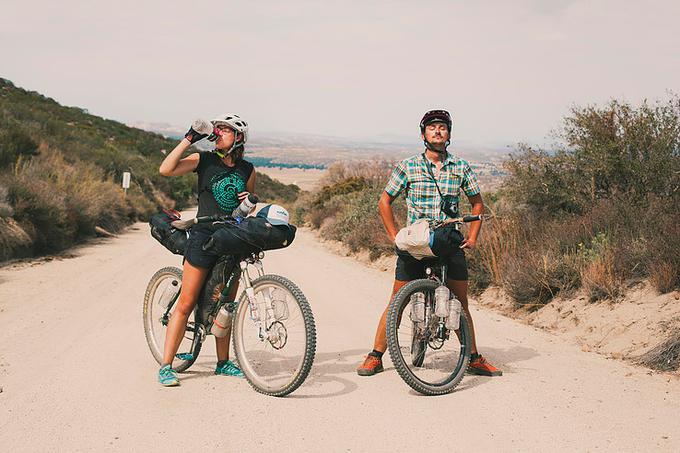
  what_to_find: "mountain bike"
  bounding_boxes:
[143,215,316,397]
[386,215,481,396]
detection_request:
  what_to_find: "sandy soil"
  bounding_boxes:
[478,285,680,362]
[1,223,679,452]
[257,167,326,192]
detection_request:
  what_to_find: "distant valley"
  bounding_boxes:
[130,121,510,191]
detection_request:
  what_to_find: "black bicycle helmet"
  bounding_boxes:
[420,109,453,133]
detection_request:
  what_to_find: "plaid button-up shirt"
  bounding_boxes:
[385,152,481,225]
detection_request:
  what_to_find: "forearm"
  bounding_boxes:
[378,194,399,241]
[467,201,484,240]
[159,139,192,175]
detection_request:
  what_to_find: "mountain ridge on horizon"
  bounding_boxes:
[129,120,512,165]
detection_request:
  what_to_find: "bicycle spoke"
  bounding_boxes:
[387,279,471,395]
[234,275,315,396]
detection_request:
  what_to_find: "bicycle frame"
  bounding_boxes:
[160,251,277,345]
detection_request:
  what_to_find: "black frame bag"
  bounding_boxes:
[149,210,188,255]
[203,217,296,256]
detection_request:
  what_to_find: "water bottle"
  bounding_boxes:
[434,285,450,318]
[158,279,181,308]
[210,304,233,338]
[191,118,216,140]
[410,292,425,323]
[232,193,259,219]
[446,297,462,330]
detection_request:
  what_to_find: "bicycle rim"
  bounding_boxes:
[233,274,316,397]
[143,267,200,373]
[387,279,471,395]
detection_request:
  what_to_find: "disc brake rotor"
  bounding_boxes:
[267,321,288,350]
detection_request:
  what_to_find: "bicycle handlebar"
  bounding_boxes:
[170,214,233,231]
[439,214,484,226]
[462,214,482,223]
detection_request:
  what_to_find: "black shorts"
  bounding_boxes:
[395,248,468,282]
[183,225,221,270]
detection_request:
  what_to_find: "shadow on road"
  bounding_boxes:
[480,345,539,374]
[405,344,540,395]
[288,348,366,399]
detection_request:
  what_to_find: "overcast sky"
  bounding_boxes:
[2,0,679,148]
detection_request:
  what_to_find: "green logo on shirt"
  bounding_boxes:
[210,172,246,212]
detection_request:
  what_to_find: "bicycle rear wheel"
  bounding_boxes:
[232,274,316,397]
[386,279,471,395]
[143,267,202,373]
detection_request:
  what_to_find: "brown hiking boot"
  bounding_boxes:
[357,354,384,376]
[468,355,502,376]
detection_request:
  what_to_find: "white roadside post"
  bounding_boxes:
[122,171,131,196]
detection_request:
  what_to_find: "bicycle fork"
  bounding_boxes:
[240,259,271,341]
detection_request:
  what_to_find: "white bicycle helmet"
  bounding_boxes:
[210,113,249,144]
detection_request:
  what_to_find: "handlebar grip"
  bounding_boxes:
[170,218,197,230]
[462,215,482,223]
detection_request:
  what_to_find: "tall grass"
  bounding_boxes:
[3,147,139,258]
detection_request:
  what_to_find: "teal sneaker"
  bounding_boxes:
[215,360,244,378]
[175,353,194,361]
[158,364,180,386]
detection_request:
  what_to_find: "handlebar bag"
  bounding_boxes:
[203,217,297,256]
[395,219,436,259]
[395,220,464,260]
[149,210,188,255]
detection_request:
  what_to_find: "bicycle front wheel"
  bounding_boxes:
[232,274,316,397]
[386,279,471,395]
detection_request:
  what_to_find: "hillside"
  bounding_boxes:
[0,78,299,262]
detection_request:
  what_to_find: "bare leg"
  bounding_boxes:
[162,261,210,366]
[447,279,478,355]
[372,280,408,353]
[215,281,240,362]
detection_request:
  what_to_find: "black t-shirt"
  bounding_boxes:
[194,152,254,217]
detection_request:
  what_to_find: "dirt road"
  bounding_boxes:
[0,221,678,452]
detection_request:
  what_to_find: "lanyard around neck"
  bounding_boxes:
[422,153,445,199]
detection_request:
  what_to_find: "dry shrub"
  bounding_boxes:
[650,262,678,294]
[475,193,680,306]
[296,160,408,260]
[0,217,32,261]
[502,249,580,306]
[637,330,680,372]
[322,160,395,186]
[580,252,623,302]
[322,187,396,260]
[6,148,129,254]
[0,185,13,218]
[473,214,522,286]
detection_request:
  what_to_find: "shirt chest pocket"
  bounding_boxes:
[441,169,464,197]
[408,174,436,195]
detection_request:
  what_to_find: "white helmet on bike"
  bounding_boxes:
[210,113,249,145]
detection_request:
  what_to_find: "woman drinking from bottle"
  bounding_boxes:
[157,114,255,386]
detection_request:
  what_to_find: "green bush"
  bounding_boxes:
[0,127,40,168]
[255,172,300,205]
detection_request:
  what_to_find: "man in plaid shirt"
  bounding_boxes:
[357,109,502,377]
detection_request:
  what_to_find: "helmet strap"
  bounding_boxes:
[423,138,450,154]
[213,131,244,159]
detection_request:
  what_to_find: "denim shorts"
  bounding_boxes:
[183,224,221,270]
[395,248,468,282]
